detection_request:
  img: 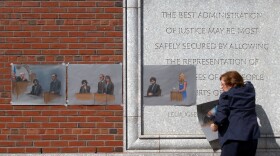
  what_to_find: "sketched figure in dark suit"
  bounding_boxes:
[147,77,161,97]
[79,80,90,94]
[30,79,42,96]
[97,74,105,94]
[104,75,114,95]
[49,73,61,95]
[16,72,28,82]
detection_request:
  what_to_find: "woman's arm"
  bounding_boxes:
[213,94,230,126]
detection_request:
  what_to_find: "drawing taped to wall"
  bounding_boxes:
[11,64,66,105]
[67,64,122,105]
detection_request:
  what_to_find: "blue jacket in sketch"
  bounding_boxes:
[213,81,260,146]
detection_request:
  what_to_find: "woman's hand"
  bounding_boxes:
[210,123,218,132]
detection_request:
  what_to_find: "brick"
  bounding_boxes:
[42,135,59,140]
[105,141,123,146]
[32,8,49,13]
[4,2,22,7]
[8,135,24,142]
[50,32,68,37]
[60,147,78,153]
[96,123,114,128]
[32,44,49,49]
[22,2,40,7]
[97,2,114,7]
[34,141,50,147]
[22,111,41,116]
[26,148,41,153]
[6,123,24,128]
[51,141,68,147]
[67,117,86,122]
[44,129,56,135]
[69,141,85,146]
[96,135,114,140]
[42,148,59,153]
[5,26,21,31]
[115,135,123,141]
[60,38,78,43]
[74,56,82,61]
[95,111,114,116]
[78,135,95,140]
[78,2,96,7]
[0,148,7,153]
[87,44,104,49]
[41,2,59,7]
[14,117,31,122]
[96,147,114,153]
[16,141,32,146]
[60,123,78,128]
[96,14,114,19]
[42,38,59,43]
[0,141,15,147]
[50,117,67,122]
[41,14,59,19]
[7,148,25,153]
[97,50,114,55]
[77,14,95,19]
[55,56,64,61]
[41,123,59,128]
[79,147,96,153]
[42,26,59,31]
[105,8,122,13]
[27,129,41,134]
[0,117,13,122]
[50,44,67,49]
[36,56,45,61]
[24,38,42,43]
[115,2,123,7]
[10,130,20,136]
[109,129,118,134]
[79,50,96,55]
[60,50,78,55]
[105,116,122,122]
[22,14,40,19]
[87,117,105,122]
[25,123,41,128]
[87,141,104,146]
[32,117,49,122]
[60,135,77,140]
[60,2,77,7]
[78,123,96,128]
[32,32,50,37]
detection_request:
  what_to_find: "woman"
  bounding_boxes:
[79,80,90,93]
[104,75,114,95]
[178,72,187,101]
[210,71,260,156]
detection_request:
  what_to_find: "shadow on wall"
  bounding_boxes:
[256,104,280,151]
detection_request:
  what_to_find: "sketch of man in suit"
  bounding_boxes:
[30,79,42,96]
[147,77,161,97]
[97,74,105,94]
[16,72,28,82]
[79,80,90,94]
[49,73,61,95]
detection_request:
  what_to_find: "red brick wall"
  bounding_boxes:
[0,0,123,153]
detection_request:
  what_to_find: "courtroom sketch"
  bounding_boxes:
[143,65,196,106]
[11,64,66,105]
[67,64,122,105]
